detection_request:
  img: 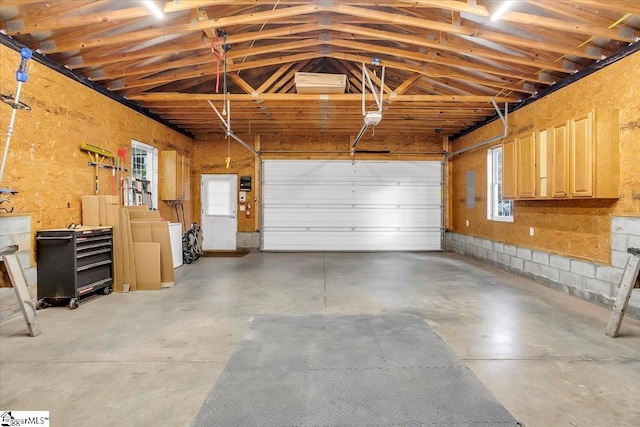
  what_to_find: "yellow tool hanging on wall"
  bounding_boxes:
[80,142,113,195]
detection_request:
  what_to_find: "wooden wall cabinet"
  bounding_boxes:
[502,109,619,201]
[501,132,535,200]
[160,150,191,201]
[502,138,516,200]
[516,133,536,199]
[570,111,594,197]
[555,109,619,199]
[536,129,551,198]
[182,156,190,201]
[550,121,570,198]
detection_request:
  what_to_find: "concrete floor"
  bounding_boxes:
[1,252,639,427]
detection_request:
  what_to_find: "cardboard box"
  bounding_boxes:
[82,196,101,226]
[133,242,161,290]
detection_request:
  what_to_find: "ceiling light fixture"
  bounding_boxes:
[143,1,164,19]
[490,0,515,22]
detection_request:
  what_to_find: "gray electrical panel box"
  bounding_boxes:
[240,176,252,191]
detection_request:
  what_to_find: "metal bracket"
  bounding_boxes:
[361,63,385,116]
[207,100,258,155]
[352,63,386,150]
[447,99,509,158]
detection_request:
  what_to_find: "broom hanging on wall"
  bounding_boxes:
[80,142,113,195]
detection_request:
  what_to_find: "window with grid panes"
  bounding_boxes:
[487,146,514,222]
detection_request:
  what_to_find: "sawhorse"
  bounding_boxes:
[606,248,640,338]
[1,247,41,337]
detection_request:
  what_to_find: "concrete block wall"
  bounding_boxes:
[0,214,37,322]
[446,216,640,319]
[237,232,260,251]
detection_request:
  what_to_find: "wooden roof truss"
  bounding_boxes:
[1,0,638,137]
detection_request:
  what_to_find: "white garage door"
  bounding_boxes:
[262,160,443,251]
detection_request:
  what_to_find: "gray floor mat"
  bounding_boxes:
[192,314,522,426]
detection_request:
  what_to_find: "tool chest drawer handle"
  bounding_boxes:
[36,236,73,241]
[77,248,111,259]
[77,235,112,243]
[76,259,112,272]
[77,242,112,251]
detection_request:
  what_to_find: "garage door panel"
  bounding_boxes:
[296,161,438,180]
[262,160,442,251]
[264,186,441,205]
[264,231,442,251]
[264,161,441,181]
[264,208,442,228]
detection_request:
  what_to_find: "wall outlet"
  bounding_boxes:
[466,220,470,226]
[240,205,246,211]
[529,227,534,236]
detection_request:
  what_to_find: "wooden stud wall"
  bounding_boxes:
[449,52,640,264]
[191,134,258,233]
[5,43,635,266]
[191,133,444,232]
[0,44,193,263]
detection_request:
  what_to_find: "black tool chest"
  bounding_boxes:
[36,226,113,309]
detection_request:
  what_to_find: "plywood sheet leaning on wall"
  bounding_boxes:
[128,210,174,287]
[122,208,137,291]
[132,242,161,290]
[105,203,123,292]
[150,221,175,286]
[119,209,131,291]
[130,221,153,242]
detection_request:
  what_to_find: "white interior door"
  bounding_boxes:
[201,174,237,250]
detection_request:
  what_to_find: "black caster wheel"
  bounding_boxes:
[103,286,111,295]
[36,299,45,310]
[69,298,79,310]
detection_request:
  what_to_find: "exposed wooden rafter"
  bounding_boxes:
[0,0,637,137]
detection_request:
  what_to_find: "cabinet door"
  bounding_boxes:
[502,139,516,200]
[176,153,185,199]
[551,121,570,198]
[536,130,551,198]
[570,111,594,197]
[517,133,536,198]
[160,150,178,201]
[182,156,190,201]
